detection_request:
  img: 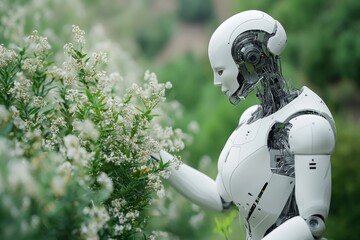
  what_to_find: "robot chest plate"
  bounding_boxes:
[217,118,294,238]
[218,118,272,205]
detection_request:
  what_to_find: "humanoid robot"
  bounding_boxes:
[154,10,336,240]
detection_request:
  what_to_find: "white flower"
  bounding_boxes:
[165,81,172,89]
[72,25,86,45]
[64,134,80,150]
[0,105,10,122]
[57,161,73,181]
[21,196,31,211]
[149,231,170,240]
[42,139,55,151]
[63,135,90,165]
[81,204,110,240]
[73,119,99,141]
[110,198,127,209]
[0,44,17,68]
[156,186,165,199]
[189,212,205,230]
[25,30,51,56]
[9,72,32,103]
[170,155,182,171]
[198,155,212,172]
[31,96,47,108]
[92,51,108,64]
[97,172,113,193]
[22,57,43,73]
[65,89,79,102]
[51,175,66,197]
[30,215,40,229]
[187,121,200,134]
[114,224,125,235]
[63,42,74,56]
[7,160,38,197]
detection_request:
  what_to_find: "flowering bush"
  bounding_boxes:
[0,26,184,239]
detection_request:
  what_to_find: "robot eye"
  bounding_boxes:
[217,70,223,76]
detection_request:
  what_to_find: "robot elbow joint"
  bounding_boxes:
[305,215,326,239]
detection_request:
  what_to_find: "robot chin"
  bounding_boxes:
[229,78,261,105]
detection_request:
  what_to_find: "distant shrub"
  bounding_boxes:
[177,0,215,23]
[136,14,175,58]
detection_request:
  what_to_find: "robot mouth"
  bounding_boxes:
[229,75,262,105]
[236,75,248,98]
[223,90,229,96]
[238,79,261,99]
[229,93,242,105]
[228,75,245,105]
[229,85,244,105]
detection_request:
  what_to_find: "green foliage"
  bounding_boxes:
[213,210,237,240]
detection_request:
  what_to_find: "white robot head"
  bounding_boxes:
[208,10,287,105]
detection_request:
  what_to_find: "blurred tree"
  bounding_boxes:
[177,0,215,23]
[326,118,360,240]
[157,54,212,111]
[135,14,176,58]
[293,0,360,89]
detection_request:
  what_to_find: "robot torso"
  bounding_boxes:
[216,86,335,240]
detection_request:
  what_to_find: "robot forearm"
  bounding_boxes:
[158,151,224,212]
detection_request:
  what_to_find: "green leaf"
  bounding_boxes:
[73,49,87,59]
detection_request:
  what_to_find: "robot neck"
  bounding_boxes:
[255,58,298,118]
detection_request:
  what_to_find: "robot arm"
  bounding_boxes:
[263,114,335,240]
[161,105,257,212]
[156,150,224,212]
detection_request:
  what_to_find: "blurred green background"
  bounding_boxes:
[1,0,360,239]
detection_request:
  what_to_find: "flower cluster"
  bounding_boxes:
[81,203,110,240]
[0,26,185,239]
[0,44,17,68]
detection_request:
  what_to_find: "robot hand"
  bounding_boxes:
[151,150,174,164]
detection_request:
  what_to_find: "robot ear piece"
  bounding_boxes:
[231,40,262,66]
[267,21,287,56]
[242,44,261,65]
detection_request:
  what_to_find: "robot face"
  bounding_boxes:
[209,43,239,98]
[209,41,260,105]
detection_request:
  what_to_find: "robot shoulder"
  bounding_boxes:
[288,114,335,155]
[239,105,260,125]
